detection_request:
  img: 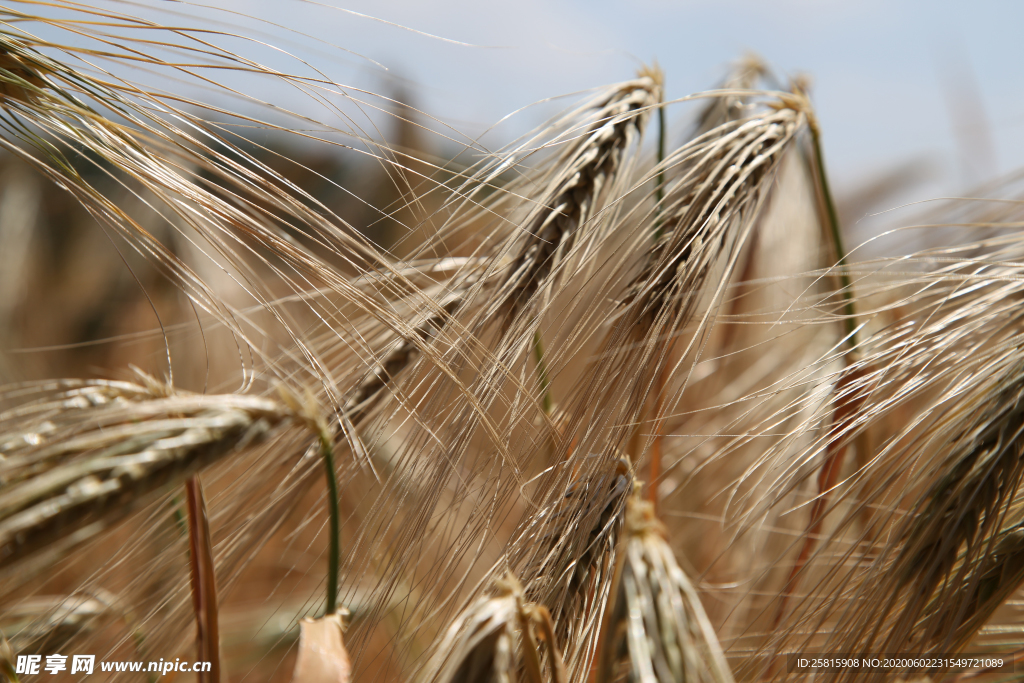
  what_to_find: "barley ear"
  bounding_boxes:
[425,574,523,683]
[596,496,734,683]
[0,385,290,571]
[499,77,661,327]
[506,456,633,680]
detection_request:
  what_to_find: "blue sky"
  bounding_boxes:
[66,1,1024,195]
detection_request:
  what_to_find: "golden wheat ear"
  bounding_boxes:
[484,456,635,681]
[741,188,1024,672]
[865,373,1024,656]
[424,573,566,683]
[809,369,1024,680]
[0,379,291,573]
[624,97,805,335]
[423,76,663,433]
[493,76,661,329]
[595,497,734,683]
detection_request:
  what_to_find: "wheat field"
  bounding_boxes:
[0,3,1023,683]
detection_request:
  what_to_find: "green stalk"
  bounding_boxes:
[649,95,669,504]
[654,102,667,239]
[807,122,859,351]
[318,430,341,616]
[532,331,552,415]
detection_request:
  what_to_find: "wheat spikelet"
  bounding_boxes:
[625,103,804,330]
[0,375,369,667]
[387,77,664,460]
[425,573,567,683]
[486,456,634,681]
[886,378,1024,640]
[736,189,1024,675]
[496,76,661,327]
[0,378,289,571]
[596,498,733,683]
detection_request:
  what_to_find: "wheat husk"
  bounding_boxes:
[0,379,289,571]
[596,498,734,683]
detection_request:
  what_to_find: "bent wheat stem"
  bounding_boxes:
[318,428,342,617]
[805,104,859,351]
[275,385,343,616]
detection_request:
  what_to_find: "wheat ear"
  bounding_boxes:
[595,497,734,683]
[426,573,567,683]
[496,77,661,328]
[496,456,633,681]
[0,380,289,571]
[570,97,805,472]
[878,375,1024,654]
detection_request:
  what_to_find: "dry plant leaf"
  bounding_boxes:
[292,613,352,683]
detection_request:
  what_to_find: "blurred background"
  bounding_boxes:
[163,0,1024,189]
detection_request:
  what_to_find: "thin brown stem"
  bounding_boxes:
[533,330,553,415]
[186,476,220,683]
[770,103,872,642]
